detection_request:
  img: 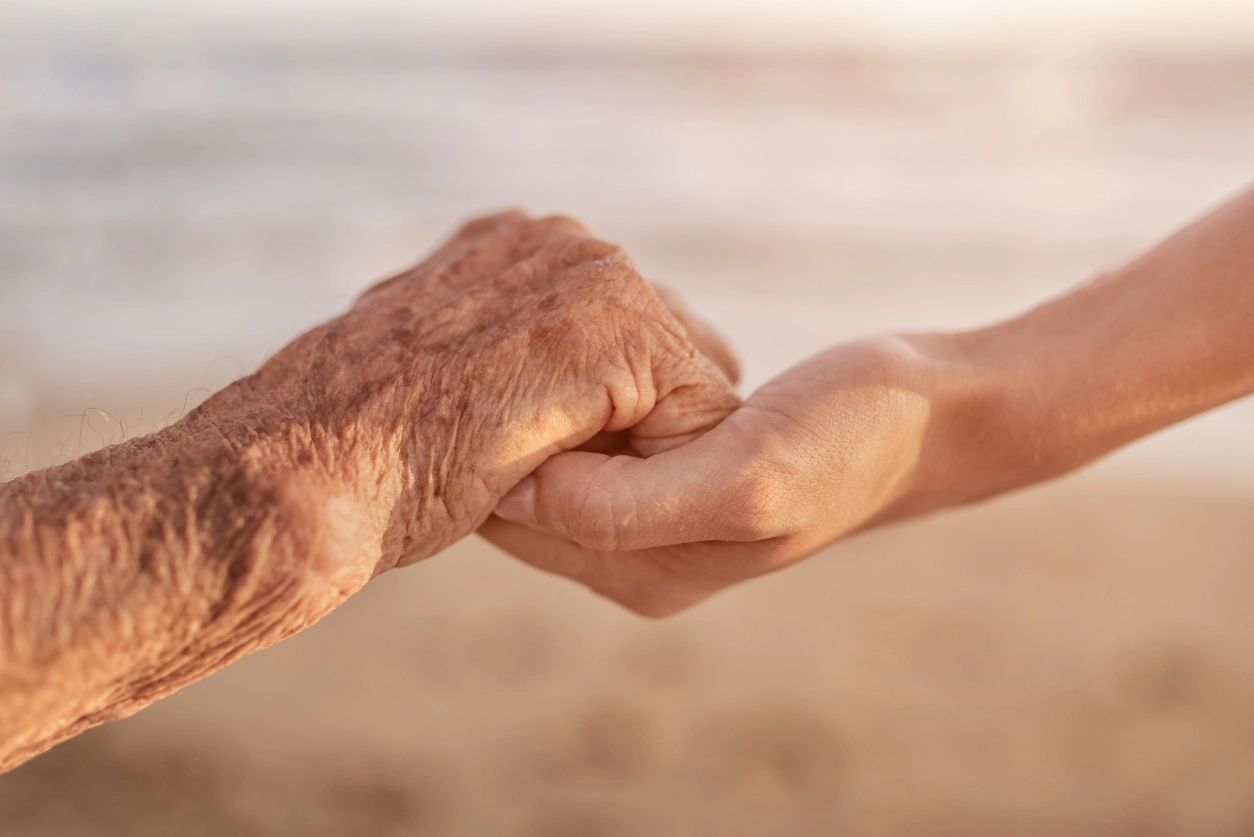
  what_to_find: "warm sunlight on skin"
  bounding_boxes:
[1,183,1252,767]
[0,212,737,772]
[486,186,1254,616]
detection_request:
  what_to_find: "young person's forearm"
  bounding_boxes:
[0,388,358,772]
[897,186,1254,516]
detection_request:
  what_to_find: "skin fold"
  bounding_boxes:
[0,212,738,772]
[487,186,1254,616]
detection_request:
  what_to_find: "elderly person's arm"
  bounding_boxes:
[488,186,1254,616]
[0,212,738,771]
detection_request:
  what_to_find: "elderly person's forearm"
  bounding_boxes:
[0,395,355,772]
[0,212,738,770]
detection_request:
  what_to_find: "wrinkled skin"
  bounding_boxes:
[254,210,741,580]
[0,211,739,770]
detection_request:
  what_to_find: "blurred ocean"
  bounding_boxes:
[2,6,1252,494]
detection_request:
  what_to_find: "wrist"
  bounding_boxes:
[873,328,1044,522]
[0,399,361,720]
[250,324,481,575]
[177,386,386,593]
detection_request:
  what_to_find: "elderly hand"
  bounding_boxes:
[245,210,741,587]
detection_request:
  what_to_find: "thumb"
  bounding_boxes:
[494,422,757,551]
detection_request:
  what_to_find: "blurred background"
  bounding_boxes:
[2,0,1253,834]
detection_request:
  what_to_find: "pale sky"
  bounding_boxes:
[6,0,1253,51]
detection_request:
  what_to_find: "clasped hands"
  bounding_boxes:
[5,193,1249,770]
[253,212,945,616]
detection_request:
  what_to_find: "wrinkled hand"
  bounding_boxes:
[484,337,947,616]
[226,211,739,589]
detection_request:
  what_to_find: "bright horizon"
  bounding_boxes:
[5,0,1254,52]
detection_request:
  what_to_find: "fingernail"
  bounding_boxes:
[495,476,537,525]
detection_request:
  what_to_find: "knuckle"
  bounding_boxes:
[529,213,592,240]
[537,235,626,272]
[618,595,685,620]
[725,460,791,541]
[566,487,624,554]
[612,582,706,619]
[454,209,527,240]
[564,461,640,552]
[575,527,621,554]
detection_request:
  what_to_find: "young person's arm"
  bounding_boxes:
[488,186,1254,616]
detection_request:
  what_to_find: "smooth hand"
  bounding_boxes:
[484,186,1254,617]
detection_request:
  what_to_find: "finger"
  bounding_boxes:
[478,517,719,617]
[628,354,739,456]
[493,416,766,551]
[471,236,739,463]
[624,281,740,456]
[416,232,738,505]
[355,210,526,305]
[653,285,742,385]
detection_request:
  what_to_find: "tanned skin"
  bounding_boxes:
[3,188,1252,770]
[489,187,1254,616]
[0,212,739,772]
